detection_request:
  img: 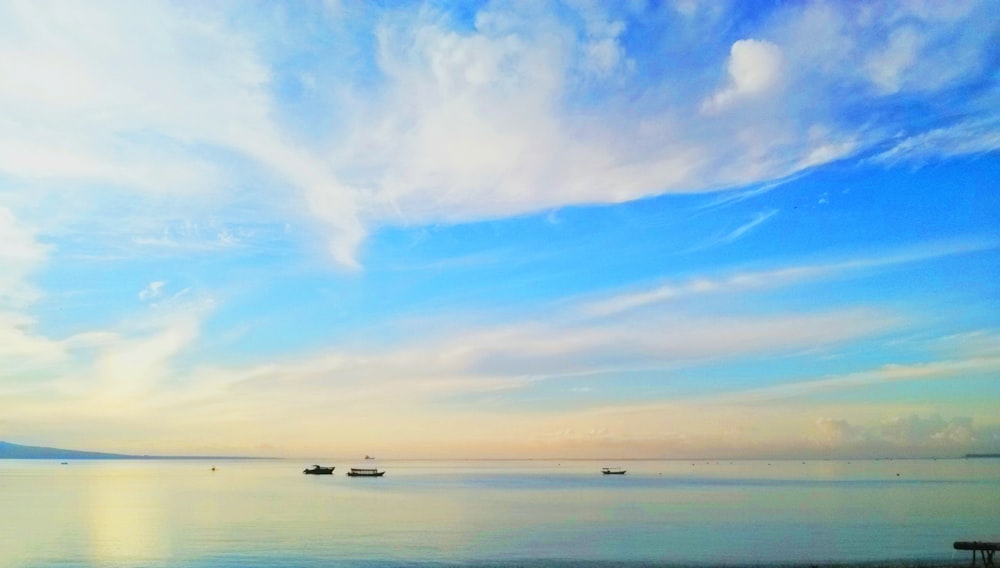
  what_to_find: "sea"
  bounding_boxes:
[1,458,996,567]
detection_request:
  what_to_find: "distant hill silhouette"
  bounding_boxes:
[0,441,272,460]
[0,441,137,459]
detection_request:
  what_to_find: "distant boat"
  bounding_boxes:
[602,467,626,475]
[364,455,374,460]
[303,465,335,475]
[347,468,385,477]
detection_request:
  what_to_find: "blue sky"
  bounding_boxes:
[0,0,997,458]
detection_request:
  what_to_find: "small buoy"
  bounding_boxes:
[211,467,216,472]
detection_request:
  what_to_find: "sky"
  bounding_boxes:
[0,0,998,459]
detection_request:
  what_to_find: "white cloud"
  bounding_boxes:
[880,414,975,446]
[813,417,868,447]
[455,309,895,378]
[108,306,896,453]
[569,0,631,77]
[717,209,779,245]
[728,356,1000,404]
[92,308,204,401]
[587,268,830,320]
[0,2,261,190]
[796,126,857,169]
[0,1,995,271]
[138,281,166,301]
[0,207,65,374]
[580,239,999,317]
[811,414,986,454]
[864,26,921,94]
[3,269,992,457]
[0,286,898,442]
[0,311,66,367]
[332,7,804,237]
[0,207,48,309]
[129,219,251,254]
[0,1,363,265]
[871,118,1000,165]
[933,330,1000,359]
[702,39,784,113]
[0,296,214,415]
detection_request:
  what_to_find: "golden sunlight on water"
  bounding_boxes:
[85,464,171,563]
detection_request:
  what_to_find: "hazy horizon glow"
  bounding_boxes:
[1,0,998,458]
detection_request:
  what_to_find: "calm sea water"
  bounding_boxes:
[1,458,996,567]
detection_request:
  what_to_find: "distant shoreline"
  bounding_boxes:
[0,441,273,460]
[4,441,997,461]
[0,456,282,460]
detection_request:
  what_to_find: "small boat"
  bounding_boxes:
[364,454,374,460]
[347,468,385,477]
[602,467,626,475]
[303,465,335,475]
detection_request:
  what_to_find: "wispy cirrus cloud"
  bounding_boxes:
[870,117,1000,166]
[0,1,363,266]
[726,210,779,242]
[0,276,897,454]
[0,207,62,373]
[0,312,67,370]
[690,209,779,251]
[0,207,48,309]
[581,238,999,318]
[0,294,214,406]
[138,281,166,302]
[721,356,1000,405]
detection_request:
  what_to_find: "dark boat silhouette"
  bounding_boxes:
[347,468,385,477]
[602,467,626,475]
[303,465,335,474]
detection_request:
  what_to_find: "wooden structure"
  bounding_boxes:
[347,468,385,477]
[955,541,999,567]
